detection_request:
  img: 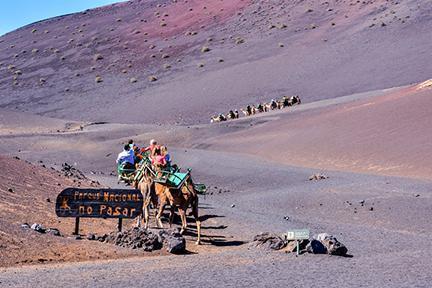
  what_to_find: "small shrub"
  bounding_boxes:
[39,78,46,84]
[160,22,167,27]
[121,69,128,73]
[31,29,37,33]
[148,75,157,82]
[235,37,245,44]
[197,62,205,68]
[8,64,15,70]
[201,46,211,53]
[278,43,284,47]
[32,48,39,53]
[163,63,171,69]
[116,18,122,22]
[218,58,224,63]
[14,70,22,75]
[93,54,104,61]
[161,54,169,59]
[130,77,137,83]
[95,76,103,83]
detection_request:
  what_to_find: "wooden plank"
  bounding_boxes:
[55,188,143,219]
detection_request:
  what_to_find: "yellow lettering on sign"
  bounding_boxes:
[113,206,121,216]
[109,194,115,202]
[107,206,113,216]
[74,191,79,201]
[122,194,127,202]
[103,192,109,202]
[122,208,129,217]
[79,206,85,214]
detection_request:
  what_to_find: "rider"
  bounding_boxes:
[116,144,135,170]
[141,139,158,155]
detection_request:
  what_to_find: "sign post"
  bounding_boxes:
[285,229,310,256]
[56,188,143,235]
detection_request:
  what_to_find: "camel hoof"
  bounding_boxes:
[195,240,201,245]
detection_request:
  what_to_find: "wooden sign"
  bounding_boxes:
[56,188,143,219]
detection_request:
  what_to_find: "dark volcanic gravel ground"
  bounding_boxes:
[1,148,431,287]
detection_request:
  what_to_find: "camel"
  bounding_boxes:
[134,162,201,244]
[240,105,253,116]
[154,175,201,245]
[210,113,227,123]
[288,95,301,106]
[133,163,158,229]
[227,110,236,119]
[234,110,239,119]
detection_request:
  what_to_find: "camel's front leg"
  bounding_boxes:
[169,205,175,228]
[178,208,187,234]
[144,205,149,230]
[135,214,142,228]
[156,204,165,228]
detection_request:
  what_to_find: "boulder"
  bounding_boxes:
[47,228,61,236]
[252,232,287,250]
[31,223,46,233]
[306,239,327,254]
[316,233,348,256]
[158,229,186,254]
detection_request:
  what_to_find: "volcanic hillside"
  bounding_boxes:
[0,0,431,124]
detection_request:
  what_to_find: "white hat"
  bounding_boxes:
[150,139,157,145]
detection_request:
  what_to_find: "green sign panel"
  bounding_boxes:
[285,229,310,240]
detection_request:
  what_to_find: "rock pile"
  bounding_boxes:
[61,162,87,180]
[252,232,287,250]
[97,227,186,254]
[309,173,328,181]
[21,223,62,236]
[252,232,348,256]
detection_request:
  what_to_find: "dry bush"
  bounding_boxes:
[31,29,37,33]
[93,54,104,61]
[163,63,171,69]
[201,46,211,53]
[148,75,157,82]
[235,37,245,44]
[197,62,205,68]
[129,77,138,83]
[32,48,39,53]
[95,76,103,83]
[121,69,128,74]
[218,58,224,63]
[161,54,170,59]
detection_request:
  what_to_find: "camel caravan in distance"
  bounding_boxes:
[210,95,301,123]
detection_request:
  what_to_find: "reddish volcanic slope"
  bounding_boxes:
[205,83,432,180]
[0,0,431,124]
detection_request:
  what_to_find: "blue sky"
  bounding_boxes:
[0,0,127,36]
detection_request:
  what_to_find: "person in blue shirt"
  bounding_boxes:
[116,144,135,170]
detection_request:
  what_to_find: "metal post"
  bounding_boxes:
[296,240,300,257]
[118,218,123,232]
[74,217,80,235]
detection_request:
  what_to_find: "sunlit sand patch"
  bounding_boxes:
[416,79,432,90]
